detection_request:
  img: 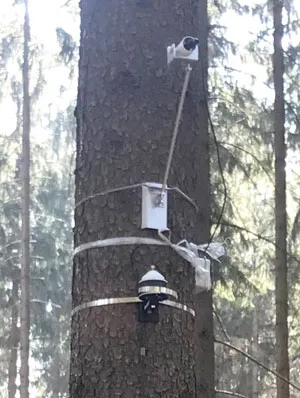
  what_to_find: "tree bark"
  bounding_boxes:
[20,0,31,397]
[8,275,19,398]
[194,0,214,396]
[70,0,211,397]
[273,0,289,397]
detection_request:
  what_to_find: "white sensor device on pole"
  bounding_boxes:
[167,36,199,65]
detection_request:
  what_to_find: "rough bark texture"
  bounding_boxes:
[193,0,214,396]
[273,0,289,397]
[70,0,211,397]
[20,0,30,397]
[8,276,19,398]
[194,291,214,397]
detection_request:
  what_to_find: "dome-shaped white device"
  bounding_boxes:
[139,265,167,284]
[137,265,178,323]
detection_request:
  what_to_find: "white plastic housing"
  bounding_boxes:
[167,42,199,65]
[139,268,167,284]
[192,257,211,293]
[141,183,167,230]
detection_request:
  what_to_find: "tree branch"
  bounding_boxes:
[213,310,230,341]
[217,220,300,267]
[209,24,227,31]
[286,101,300,130]
[219,141,273,184]
[292,353,300,362]
[215,339,300,393]
[215,390,248,398]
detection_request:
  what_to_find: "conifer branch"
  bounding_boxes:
[215,339,300,393]
[218,142,273,183]
[217,220,300,266]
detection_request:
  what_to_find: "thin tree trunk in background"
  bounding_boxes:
[251,303,259,398]
[194,0,214,396]
[52,311,61,398]
[20,0,31,397]
[273,0,289,397]
[8,275,19,398]
[70,0,209,396]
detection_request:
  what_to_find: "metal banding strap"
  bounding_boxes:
[138,286,178,300]
[163,300,195,317]
[71,297,140,316]
[73,237,168,257]
[71,296,195,317]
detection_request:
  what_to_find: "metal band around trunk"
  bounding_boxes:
[71,296,195,317]
[138,286,178,300]
[163,300,195,316]
[73,237,168,257]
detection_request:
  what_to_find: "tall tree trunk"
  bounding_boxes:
[251,303,259,398]
[8,275,19,398]
[52,311,61,398]
[70,0,210,397]
[194,0,214,396]
[20,0,31,397]
[273,0,289,397]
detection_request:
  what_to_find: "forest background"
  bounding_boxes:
[1,0,300,397]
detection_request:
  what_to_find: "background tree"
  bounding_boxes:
[273,0,289,396]
[0,0,300,396]
[0,1,77,396]
[20,0,31,396]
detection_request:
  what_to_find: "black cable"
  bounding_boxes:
[198,59,228,255]
[130,245,144,282]
[206,98,227,249]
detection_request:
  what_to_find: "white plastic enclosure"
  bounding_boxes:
[167,43,199,65]
[141,183,167,230]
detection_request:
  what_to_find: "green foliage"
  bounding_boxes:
[209,0,300,395]
[0,1,78,396]
[56,27,77,65]
[0,0,300,396]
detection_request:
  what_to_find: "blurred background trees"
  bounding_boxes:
[0,0,300,396]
